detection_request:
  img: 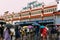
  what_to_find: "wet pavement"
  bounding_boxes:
[11,33,60,40]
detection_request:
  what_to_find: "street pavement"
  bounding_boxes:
[12,33,60,40]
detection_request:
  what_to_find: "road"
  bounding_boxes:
[12,33,60,40]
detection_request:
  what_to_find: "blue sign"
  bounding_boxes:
[38,19,54,23]
[28,1,37,5]
[15,19,54,25]
[23,1,42,10]
[33,3,42,8]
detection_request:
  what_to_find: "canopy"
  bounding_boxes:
[5,24,13,28]
[23,26,28,29]
[40,25,45,28]
[28,25,33,29]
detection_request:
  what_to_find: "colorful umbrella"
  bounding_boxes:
[28,25,33,29]
[23,26,28,29]
[40,25,45,28]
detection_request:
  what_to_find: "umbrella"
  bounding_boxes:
[40,25,45,28]
[23,26,28,29]
[0,21,6,25]
[28,25,33,29]
[32,22,40,26]
[5,24,13,28]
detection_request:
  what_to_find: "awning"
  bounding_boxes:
[15,19,54,25]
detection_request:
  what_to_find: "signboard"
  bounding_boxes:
[38,19,54,23]
[31,10,41,15]
[15,19,54,25]
[23,1,42,10]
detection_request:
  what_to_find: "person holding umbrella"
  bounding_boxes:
[15,27,20,40]
[32,22,40,40]
[0,25,3,40]
[3,27,11,40]
[40,25,48,40]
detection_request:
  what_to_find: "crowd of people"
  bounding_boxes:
[0,24,60,40]
[0,24,11,40]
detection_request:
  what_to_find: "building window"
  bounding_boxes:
[50,9,52,12]
[44,10,47,13]
[31,10,42,16]
[21,13,29,16]
[44,8,57,13]
[14,14,20,17]
[21,12,29,16]
[54,8,57,11]
[8,16,12,18]
[47,10,49,12]
[48,9,50,12]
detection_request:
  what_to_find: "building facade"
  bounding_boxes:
[0,1,60,25]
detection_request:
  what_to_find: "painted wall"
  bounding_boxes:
[55,15,60,24]
[44,16,54,20]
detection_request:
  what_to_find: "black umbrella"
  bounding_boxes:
[5,24,13,28]
[0,21,6,25]
[32,22,40,26]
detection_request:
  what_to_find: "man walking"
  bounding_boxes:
[0,25,3,40]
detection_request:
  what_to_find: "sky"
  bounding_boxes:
[0,0,59,16]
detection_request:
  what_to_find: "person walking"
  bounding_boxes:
[50,26,57,40]
[3,27,11,40]
[0,25,4,40]
[56,26,60,40]
[40,25,48,40]
[15,27,20,40]
[34,26,39,40]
